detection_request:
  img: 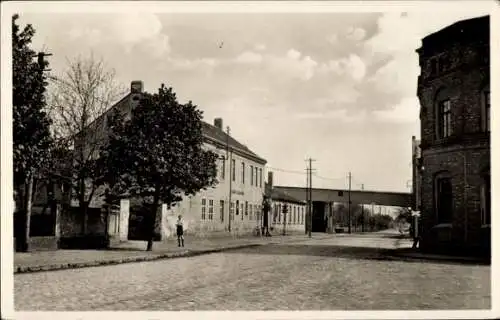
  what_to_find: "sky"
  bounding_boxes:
[14,2,493,194]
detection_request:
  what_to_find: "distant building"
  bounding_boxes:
[416,15,490,255]
[266,172,307,234]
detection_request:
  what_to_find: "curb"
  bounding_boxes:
[14,243,263,274]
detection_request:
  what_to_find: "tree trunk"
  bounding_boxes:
[146,188,161,251]
[79,177,88,235]
[21,172,34,252]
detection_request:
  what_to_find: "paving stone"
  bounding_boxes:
[14,234,490,311]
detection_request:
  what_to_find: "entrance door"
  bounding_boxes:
[312,201,327,232]
[436,177,452,224]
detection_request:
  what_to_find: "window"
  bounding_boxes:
[245,201,248,216]
[249,204,253,220]
[259,168,263,187]
[235,200,239,215]
[255,168,259,187]
[485,91,490,132]
[220,200,225,222]
[480,173,491,226]
[230,202,234,220]
[435,176,453,224]
[208,199,214,220]
[250,166,254,185]
[201,198,207,220]
[438,99,452,138]
[220,158,225,180]
[241,162,245,184]
[231,159,236,181]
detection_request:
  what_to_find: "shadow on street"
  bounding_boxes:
[225,243,491,266]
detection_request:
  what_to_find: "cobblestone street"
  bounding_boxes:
[14,234,490,311]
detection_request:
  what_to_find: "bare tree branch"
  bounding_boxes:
[47,52,127,233]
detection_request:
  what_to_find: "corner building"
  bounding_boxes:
[80,81,267,241]
[416,16,490,255]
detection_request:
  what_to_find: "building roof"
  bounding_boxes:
[201,121,266,164]
[417,15,489,55]
[85,90,267,165]
[422,15,489,42]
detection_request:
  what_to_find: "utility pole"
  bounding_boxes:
[348,171,352,234]
[361,184,364,233]
[306,158,316,238]
[225,126,232,232]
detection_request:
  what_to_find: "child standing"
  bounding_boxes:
[176,215,184,247]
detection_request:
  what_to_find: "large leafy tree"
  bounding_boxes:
[101,84,219,251]
[12,14,53,251]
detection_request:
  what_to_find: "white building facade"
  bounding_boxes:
[159,118,267,238]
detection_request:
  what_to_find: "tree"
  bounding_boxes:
[101,84,219,251]
[12,14,53,251]
[48,54,125,234]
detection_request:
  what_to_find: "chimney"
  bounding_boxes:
[214,118,223,130]
[129,80,143,111]
[268,171,273,188]
[131,80,143,93]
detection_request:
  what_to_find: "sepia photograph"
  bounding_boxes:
[1,1,497,319]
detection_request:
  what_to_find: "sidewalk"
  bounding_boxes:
[14,233,328,274]
[383,247,491,265]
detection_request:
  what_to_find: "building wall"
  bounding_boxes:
[270,200,307,234]
[161,142,266,238]
[417,16,490,253]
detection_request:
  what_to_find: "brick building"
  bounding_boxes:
[416,15,490,255]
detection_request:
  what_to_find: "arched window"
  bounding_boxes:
[480,169,491,226]
[434,171,453,224]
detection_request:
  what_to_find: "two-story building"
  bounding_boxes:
[83,80,268,241]
[416,15,490,255]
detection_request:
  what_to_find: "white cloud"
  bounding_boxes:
[168,57,218,70]
[295,108,367,123]
[346,27,366,42]
[254,43,267,51]
[267,49,318,81]
[320,54,366,82]
[235,51,263,64]
[286,49,302,60]
[374,96,420,123]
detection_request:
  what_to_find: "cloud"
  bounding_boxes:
[319,54,367,82]
[235,51,263,64]
[168,57,218,70]
[267,49,318,81]
[345,27,366,42]
[373,96,420,123]
[254,43,267,51]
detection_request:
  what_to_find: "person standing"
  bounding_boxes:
[176,215,184,247]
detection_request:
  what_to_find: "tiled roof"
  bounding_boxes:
[85,92,267,165]
[201,122,266,164]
